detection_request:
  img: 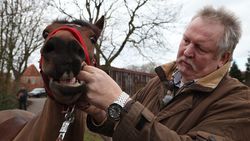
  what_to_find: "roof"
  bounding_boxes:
[22,64,40,77]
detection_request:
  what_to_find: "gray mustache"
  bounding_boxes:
[177,56,197,70]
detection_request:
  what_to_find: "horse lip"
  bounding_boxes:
[49,79,86,96]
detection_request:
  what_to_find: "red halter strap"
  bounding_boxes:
[39,25,91,98]
[46,25,91,65]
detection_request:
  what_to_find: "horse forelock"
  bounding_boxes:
[52,19,102,37]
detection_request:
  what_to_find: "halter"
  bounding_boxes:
[43,25,91,65]
[39,25,92,98]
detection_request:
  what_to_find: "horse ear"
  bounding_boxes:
[95,16,104,30]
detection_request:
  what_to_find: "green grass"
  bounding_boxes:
[84,129,103,141]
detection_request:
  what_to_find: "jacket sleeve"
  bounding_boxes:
[86,114,115,137]
[87,77,250,141]
[86,101,229,140]
[87,94,250,141]
[112,100,250,141]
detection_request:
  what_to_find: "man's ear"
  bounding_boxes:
[218,52,231,67]
[95,16,104,31]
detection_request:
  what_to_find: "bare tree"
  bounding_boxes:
[0,0,48,92]
[127,62,158,73]
[50,0,181,68]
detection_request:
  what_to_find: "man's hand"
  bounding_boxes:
[78,103,107,124]
[77,65,122,110]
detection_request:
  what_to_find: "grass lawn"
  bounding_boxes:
[84,128,103,141]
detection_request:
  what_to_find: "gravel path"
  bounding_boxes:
[27,97,46,115]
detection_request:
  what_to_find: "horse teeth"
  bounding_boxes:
[71,77,76,83]
[51,76,84,87]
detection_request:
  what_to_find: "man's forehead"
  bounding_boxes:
[185,18,224,42]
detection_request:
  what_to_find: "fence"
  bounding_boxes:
[102,67,156,95]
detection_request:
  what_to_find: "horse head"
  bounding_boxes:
[40,17,104,105]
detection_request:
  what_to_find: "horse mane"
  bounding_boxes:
[52,19,102,37]
[53,19,89,26]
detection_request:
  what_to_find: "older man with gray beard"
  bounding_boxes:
[78,6,250,141]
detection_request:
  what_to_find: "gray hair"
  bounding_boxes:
[192,6,242,58]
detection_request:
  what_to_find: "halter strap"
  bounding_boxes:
[46,25,91,65]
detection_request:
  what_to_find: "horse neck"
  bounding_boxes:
[14,97,85,141]
[40,96,67,123]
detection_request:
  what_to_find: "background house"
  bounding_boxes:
[19,64,44,91]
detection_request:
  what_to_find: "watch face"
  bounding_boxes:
[108,103,122,121]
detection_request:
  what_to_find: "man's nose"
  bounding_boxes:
[183,44,194,58]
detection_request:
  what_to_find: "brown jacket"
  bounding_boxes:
[88,62,250,141]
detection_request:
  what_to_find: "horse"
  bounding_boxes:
[0,16,104,141]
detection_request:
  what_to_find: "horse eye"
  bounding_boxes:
[90,36,97,44]
[42,30,49,39]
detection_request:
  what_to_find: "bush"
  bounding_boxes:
[0,92,18,110]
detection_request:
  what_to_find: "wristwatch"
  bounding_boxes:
[107,91,130,121]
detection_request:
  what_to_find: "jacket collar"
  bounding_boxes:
[155,61,231,92]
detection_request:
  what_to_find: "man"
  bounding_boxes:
[77,6,250,141]
[17,88,28,110]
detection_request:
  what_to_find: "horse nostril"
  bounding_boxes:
[43,43,55,54]
[42,39,55,54]
[43,37,62,54]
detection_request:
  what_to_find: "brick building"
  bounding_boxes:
[19,64,44,91]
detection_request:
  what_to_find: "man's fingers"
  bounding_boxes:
[76,102,90,110]
[81,64,95,72]
[82,63,104,74]
[82,105,101,115]
[77,69,92,82]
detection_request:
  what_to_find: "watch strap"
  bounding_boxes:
[113,91,130,107]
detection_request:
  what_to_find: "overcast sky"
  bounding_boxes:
[30,0,249,71]
[111,0,250,71]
